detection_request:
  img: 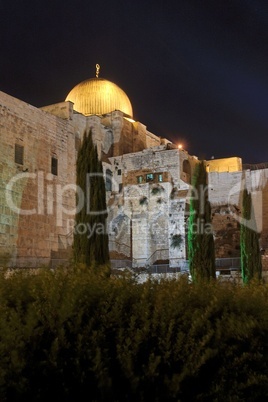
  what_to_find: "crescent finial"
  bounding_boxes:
[96,64,100,78]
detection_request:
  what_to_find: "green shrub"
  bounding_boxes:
[170,234,183,249]
[151,185,164,195]
[0,267,267,401]
[139,196,148,205]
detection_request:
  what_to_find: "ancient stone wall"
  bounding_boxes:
[206,157,242,173]
[262,178,268,249]
[1,91,267,269]
[0,91,77,266]
[211,205,240,258]
[107,147,192,266]
[209,168,268,258]
[40,101,74,120]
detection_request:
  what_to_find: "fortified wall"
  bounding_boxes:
[107,146,199,267]
[0,90,172,267]
[0,92,85,266]
[208,159,268,259]
[1,76,267,272]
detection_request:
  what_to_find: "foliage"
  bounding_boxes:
[187,161,216,282]
[170,187,178,199]
[151,185,163,195]
[73,130,110,269]
[170,234,183,249]
[240,189,262,283]
[139,196,148,205]
[0,267,267,401]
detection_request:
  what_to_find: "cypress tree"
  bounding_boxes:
[187,161,216,282]
[73,130,110,269]
[240,189,262,283]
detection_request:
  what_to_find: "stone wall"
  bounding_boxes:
[209,168,268,257]
[106,147,193,266]
[206,156,242,173]
[0,91,77,266]
[212,205,240,258]
[1,90,268,269]
[0,90,168,267]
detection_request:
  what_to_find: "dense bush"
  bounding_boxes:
[0,267,267,401]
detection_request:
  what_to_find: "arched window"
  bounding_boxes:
[105,169,113,191]
[182,160,191,183]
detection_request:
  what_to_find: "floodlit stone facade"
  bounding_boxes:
[107,146,199,268]
[0,79,268,272]
[0,89,169,267]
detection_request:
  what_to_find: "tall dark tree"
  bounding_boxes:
[187,161,216,282]
[240,189,262,283]
[73,130,110,269]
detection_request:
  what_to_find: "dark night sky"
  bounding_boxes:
[0,0,267,163]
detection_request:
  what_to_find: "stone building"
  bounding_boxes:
[0,69,267,270]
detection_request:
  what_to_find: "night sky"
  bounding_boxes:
[0,0,267,163]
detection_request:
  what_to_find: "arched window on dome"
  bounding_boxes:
[182,160,191,183]
[105,169,113,191]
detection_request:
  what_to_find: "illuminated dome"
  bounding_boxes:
[65,76,133,118]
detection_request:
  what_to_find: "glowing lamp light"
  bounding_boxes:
[178,144,183,150]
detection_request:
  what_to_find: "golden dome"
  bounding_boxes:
[65,77,133,118]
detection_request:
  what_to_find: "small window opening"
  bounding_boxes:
[15,144,24,165]
[146,173,154,182]
[158,174,163,182]
[106,169,113,191]
[51,157,58,176]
